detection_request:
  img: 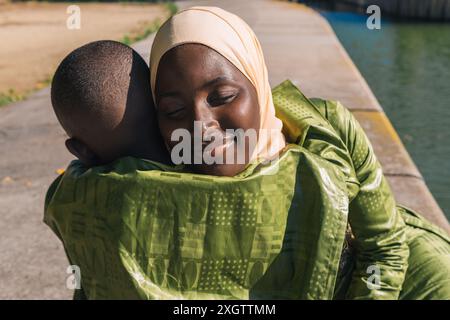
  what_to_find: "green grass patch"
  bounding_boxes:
[0,89,25,107]
[0,74,53,108]
[165,1,178,16]
[120,19,161,45]
[120,1,178,45]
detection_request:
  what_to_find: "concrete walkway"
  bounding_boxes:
[0,0,448,299]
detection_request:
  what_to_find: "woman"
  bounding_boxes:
[149,6,450,299]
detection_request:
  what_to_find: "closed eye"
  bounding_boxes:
[166,107,185,117]
[208,94,237,106]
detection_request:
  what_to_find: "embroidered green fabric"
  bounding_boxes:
[44,144,350,299]
[44,80,450,300]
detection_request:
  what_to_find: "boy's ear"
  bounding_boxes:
[65,138,99,166]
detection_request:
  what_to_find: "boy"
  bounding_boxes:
[49,40,173,299]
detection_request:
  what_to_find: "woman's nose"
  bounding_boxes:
[192,101,220,132]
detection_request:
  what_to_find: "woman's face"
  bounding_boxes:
[155,43,260,176]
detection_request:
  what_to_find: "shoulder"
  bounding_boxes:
[309,98,347,122]
[272,79,347,122]
[44,171,66,212]
[308,98,354,139]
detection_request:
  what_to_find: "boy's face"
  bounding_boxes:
[155,43,261,176]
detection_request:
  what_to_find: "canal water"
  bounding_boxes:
[307,4,450,217]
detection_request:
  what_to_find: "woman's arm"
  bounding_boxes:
[310,98,409,299]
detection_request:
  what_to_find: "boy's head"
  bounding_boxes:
[51,40,170,166]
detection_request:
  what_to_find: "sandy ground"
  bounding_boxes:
[0,2,168,95]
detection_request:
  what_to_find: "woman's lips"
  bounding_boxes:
[201,127,235,158]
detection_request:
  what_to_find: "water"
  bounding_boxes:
[314,8,450,217]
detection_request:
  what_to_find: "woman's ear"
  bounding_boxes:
[65,138,99,167]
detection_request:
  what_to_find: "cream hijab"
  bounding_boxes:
[149,6,286,161]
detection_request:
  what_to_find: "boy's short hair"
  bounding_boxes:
[51,40,138,138]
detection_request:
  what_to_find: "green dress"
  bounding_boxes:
[44,80,450,300]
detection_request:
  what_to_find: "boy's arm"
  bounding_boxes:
[310,98,409,299]
[44,173,87,300]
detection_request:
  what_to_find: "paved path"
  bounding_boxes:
[0,0,448,299]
